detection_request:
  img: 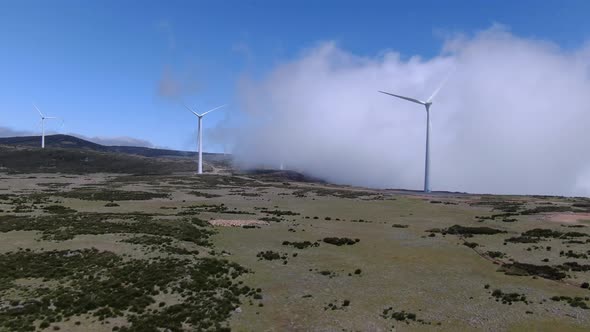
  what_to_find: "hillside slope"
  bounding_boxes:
[0,134,226,159]
[0,145,198,174]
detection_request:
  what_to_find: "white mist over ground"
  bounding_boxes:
[230,26,590,196]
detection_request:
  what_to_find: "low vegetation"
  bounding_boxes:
[445,225,506,236]
[282,241,319,249]
[550,296,590,309]
[58,189,169,201]
[0,249,256,331]
[322,237,359,246]
[256,251,288,262]
[499,262,566,280]
[0,214,213,246]
[323,299,350,310]
[43,205,76,214]
[491,289,528,305]
[187,191,221,198]
[381,307,435,326]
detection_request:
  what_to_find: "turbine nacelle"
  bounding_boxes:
[184,104,226,118]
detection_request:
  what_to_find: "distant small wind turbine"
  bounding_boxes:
[184,103,226,174]
[33,103,60,149]
[379,77,449,193]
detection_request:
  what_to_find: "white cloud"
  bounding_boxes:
[232,26,590,196]
[157,66,201,100]
[72,134,154,147]
[0,126,33,137]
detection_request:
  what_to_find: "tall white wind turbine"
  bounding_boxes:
[184,103,226,174]
[379,77,449,193]
[33,103,60,149]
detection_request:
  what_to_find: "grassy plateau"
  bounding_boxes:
[0,150,589,331]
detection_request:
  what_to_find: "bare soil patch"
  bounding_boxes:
[209,219,269,227]
[546,212,590,224]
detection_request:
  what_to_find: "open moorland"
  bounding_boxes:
[1,147,590,331]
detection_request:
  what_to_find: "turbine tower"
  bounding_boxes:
[33,103,59,149]
[379,78,449,193]
[184,103,226,174]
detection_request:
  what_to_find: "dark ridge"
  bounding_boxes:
[0,134,228,159]
[0,145,196,174]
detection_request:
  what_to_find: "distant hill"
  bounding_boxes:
[0,145,197,174]
[0,134,226,159]
[0,134,231,174]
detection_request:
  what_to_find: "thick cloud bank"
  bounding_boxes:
[232,26,590,196]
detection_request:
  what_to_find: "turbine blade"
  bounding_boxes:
[378,91,426,105]
[44,117,57,119]
[201,104,226,117]
[33,103,44,117]
[427,71,453,102]
[183,103,200,116]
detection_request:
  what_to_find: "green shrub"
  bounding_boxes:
[445,225,506,235]
[256,251,285,261]
[322,237,359,246]
[43,205,76,214]
[282,241,319,249]
[0,249,254,331]
[486,251,506,259]
[187,191,221,198]
[499,262,566,280]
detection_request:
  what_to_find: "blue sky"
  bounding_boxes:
[1,0,589,151]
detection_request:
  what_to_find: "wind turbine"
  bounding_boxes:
[184,103,226,174]
[378,77,449,193]
[33,103,60,149]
